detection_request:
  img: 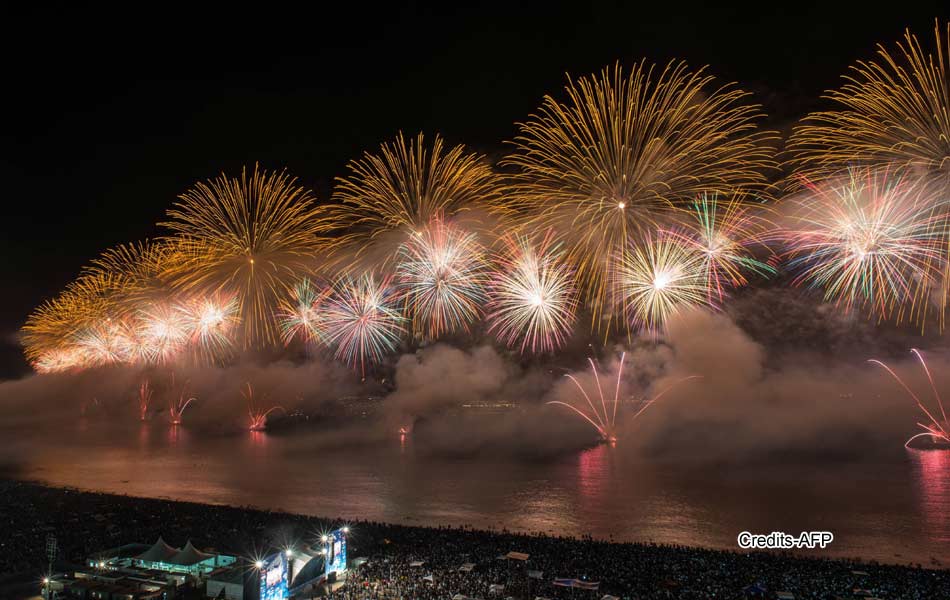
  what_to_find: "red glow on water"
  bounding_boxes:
[910,449,950,547]
[577,444,611,502]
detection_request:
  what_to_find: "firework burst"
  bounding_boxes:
[487,232,577,353]
[618,234,711,333]
[395,215,488,338]
[869,349,950,447]
[321,274,406,375]
[327,132,504,270]
[279,278,327,346]
[505,61,776,326]
[789,21,950,186]
[161,164,329,349]
[783,170,946,323]
[670,193,776,301]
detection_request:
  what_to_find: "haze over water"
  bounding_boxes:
[7,420,948,567]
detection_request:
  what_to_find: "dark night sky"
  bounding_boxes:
[2,2,947,377]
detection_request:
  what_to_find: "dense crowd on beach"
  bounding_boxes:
[0,480,947,599]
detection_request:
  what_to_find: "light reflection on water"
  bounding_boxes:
[11,422,949,567]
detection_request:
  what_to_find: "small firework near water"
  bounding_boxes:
[784,170,947,324]
[869,349,950,448]
[487,232,577,354]
[241,383,285,432]
[547,353,700,443]
[138,380,153,421]
[168,376,196,426]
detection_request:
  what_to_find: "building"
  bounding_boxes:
[90,537,237,577]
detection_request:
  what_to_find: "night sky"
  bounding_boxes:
[3,3,948,377]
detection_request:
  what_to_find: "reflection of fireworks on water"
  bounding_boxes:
[487,232,577,354]
[547,352,700,443]
[241,382,285,431]
[138,380,153,421]
[168,376,196,426]
[395,215,488,339]
[869,349,950,447]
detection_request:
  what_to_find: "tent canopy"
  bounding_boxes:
[168,541,213,566]
[135,537,179,562]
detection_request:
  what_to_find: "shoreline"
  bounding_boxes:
[13,475,947,571]
[2,478,948,599]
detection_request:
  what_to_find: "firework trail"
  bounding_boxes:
[670,193,776,301]
[240,382,285,431]
[618,234,711,333]
[505,61,776,327]
[487,232,577,353]
[168,375,196,426]
[869,349,950,447]
[547,352,700,443]
[138,379,153,421]
[327,132,504,269]
[783,170,947,324]
[395,214,488,339]
[321,274,406,375]
[790,21,950,186]
[161,164,329,349]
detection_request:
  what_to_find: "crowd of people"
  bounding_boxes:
[1,480,947,599]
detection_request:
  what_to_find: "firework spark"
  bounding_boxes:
[321,274,406,375]
[547,352,699,443]
[395,215,488,339]
[869,349,950,447]
[618,234,711,333]
[784,170,946,323]
[487,232,577,353]
[505,61,776,326]
[161,164,329,349]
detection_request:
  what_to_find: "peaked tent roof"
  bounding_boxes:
[135,537,179,562]
[168,540,214,566]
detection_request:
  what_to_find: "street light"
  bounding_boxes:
[285,549,293,558]
[254,560,264,569]
[342,526,349,534]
